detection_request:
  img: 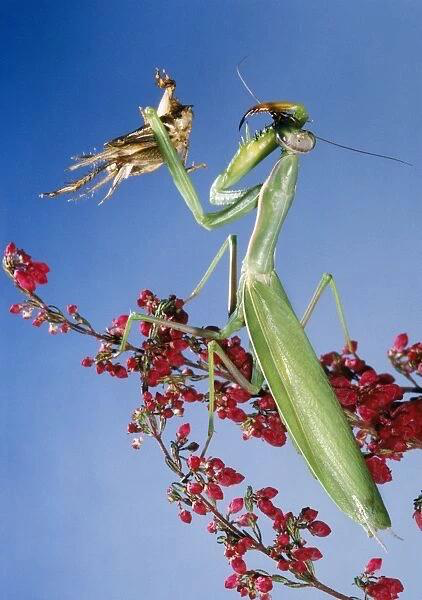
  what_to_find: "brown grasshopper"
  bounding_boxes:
[41,69,204,203]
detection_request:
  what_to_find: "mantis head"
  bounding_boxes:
[239,102,315,154]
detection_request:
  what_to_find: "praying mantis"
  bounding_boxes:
[44,70,392,537]
[117,102,392,538]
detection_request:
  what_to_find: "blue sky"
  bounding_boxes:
[1,2,421,599]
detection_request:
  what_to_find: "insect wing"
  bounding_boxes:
[243,272,391,534]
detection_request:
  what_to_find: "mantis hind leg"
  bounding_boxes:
[300,272,353,352]
[203,339,261,456]
[117,311,223,356]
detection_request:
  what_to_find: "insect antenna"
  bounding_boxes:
[236,57,262,104]
[235,61,411,166]
[315,135,412,166]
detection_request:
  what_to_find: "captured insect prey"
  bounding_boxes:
[41,69,205,203]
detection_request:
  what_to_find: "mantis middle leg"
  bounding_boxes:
[300,272,353,351]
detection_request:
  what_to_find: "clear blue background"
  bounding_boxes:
[1,2,421,599]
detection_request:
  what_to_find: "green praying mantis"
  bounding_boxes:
[118,102,393,538]
[44,70,399,538]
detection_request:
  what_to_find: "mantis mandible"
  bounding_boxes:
[118,100,392,538]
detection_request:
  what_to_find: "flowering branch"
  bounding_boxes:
[4,242,418,600]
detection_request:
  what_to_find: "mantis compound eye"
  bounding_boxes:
[276,130,316,154]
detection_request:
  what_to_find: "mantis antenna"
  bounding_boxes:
[236,61,412,166]
[236,57,261,104]
[313,135,412,166]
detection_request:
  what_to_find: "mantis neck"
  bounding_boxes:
[244,153,299,275]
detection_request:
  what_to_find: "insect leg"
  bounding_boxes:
[185,235,238,316]
[300,273,353,351]
[202,339,261,456]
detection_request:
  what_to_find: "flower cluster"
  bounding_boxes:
[3,242,49,293]
[322,342,422,483]
[165,424,333,599]
[388,333,422,379]
[4,243,413,599]
[169,450,245,521]
[355,558,404,599]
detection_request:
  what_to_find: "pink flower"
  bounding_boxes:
[131,437,143,450]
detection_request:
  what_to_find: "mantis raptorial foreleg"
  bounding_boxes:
[300,272,353,351]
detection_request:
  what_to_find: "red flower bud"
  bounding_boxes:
[277,559,290,571]
[365,557,383,573]
[179,510,192,524]
[413,509,422,531]
[235,512,257,527]
[257,498,277,518]
[187,481,204,495]
[276,533,290,546]
[365,456,392,484]
[207,520,218,533]
[224,574,239,589]
[301,507,318,522]
[228,498,244,514]
[230,557,247,574]
[257,487,278,499]
[187,455,201,471]
[192,500,207,515]
[81,357,94,367]
[140,322,152,337]
[176,423,191,440]
[206,482,224,501]
[292,547,323,561]
[9,303,23,314]
[5,242,16,255]
[290,561,307,574]
[393,333,408,351]
[308,520,331,537]
[127,422,140,433]
[113,365,128,378]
